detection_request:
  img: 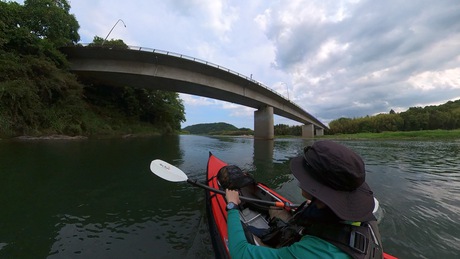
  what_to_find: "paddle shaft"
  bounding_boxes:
[186,179,298,208]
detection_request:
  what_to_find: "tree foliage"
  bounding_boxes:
[22,0,80,46]
[89,36,128,49]
[274,124,302,136]
[83,37,185,133]
[0,0,186,137]
[1,0,84,136]
[84,82,185,133]
[328,100,460,134]
[182,122,239,134]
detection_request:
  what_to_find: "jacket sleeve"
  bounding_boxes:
[227,209,283,258]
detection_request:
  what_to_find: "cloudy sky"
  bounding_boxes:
[67,0,460,129]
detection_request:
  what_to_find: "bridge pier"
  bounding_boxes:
[316,128,324,136]
[254,106,274,140]
[302,124,315,138]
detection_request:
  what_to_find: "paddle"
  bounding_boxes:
[150,159,299,209]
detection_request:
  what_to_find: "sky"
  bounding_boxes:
[65,1,460,128]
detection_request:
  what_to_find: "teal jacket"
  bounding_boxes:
[228,209,352,259]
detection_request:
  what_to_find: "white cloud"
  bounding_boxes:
[180,94,218,106]
[166,0,239,41]
[408,68,460,91]
[181,95,254,117]
[223,104,255,118]
[255,0,460,123]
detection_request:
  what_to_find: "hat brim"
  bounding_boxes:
[290,156,375,222]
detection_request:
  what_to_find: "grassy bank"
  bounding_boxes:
[319,129,460,140]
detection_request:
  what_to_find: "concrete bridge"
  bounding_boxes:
[60,45,327,139]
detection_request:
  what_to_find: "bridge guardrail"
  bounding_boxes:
[76,43,307,114]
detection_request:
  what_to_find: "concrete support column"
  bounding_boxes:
[302,124,314,138]
[254,106,274,140]
[315,128,324,136]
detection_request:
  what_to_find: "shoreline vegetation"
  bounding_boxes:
[183,129,460,140]
[1,1,185,140]
[317,129,460,140]
[182,122,460,140]
[4,129,459,141]
[11,132,161,141]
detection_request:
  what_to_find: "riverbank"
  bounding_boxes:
[5,129,459,141]
[319,129,460,140]
[4,132,164,141]
[183,129,460,140]
[15,135,88,140]
[0,122,171,141]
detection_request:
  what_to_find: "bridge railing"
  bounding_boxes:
[128,45,291,100]
[77,43,307,113]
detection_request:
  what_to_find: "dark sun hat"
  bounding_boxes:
[290,140,375,222]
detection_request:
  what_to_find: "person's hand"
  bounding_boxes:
[225,189,241,205]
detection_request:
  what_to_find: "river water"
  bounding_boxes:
[0,135,459,258]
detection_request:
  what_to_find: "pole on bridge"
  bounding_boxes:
[102,19,126,46]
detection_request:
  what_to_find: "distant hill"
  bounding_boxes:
[182,122,253,135]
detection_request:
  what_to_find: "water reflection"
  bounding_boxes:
[1,137,459,259]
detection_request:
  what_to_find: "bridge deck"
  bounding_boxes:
[60,46,327,131]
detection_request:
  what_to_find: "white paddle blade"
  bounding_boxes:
[150,159,188,182]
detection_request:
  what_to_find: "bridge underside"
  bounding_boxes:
[60,47,327,139]
[72,72,324,139]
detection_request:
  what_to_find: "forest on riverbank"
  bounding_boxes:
[182,122,253,136]
[0,0,185,138]
[328,99,460,134]
[274,99,460,137]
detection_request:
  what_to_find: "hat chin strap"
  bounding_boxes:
[290,198,341,226]
[311,197,327,209]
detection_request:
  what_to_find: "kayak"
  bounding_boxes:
[204,152,397,259]
[205,152,295,258]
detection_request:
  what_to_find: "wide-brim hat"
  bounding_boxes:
[290,140,375,222]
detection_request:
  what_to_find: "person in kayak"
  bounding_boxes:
[225,140,384,259]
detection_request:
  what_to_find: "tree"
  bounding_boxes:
[136,90,185,132]
[273,124,302,136]
[1,0,187,137]
[84,37,186,133]
[183,122,238,134]
[328,100,460,135]
[0,0,86,136]
[89,36,128,49]
[23,0,80,47]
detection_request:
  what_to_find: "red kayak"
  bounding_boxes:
[206,153,296,258]
[205,152,397,259]
[205,152,294,258]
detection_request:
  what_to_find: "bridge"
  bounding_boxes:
[60,45,327,139]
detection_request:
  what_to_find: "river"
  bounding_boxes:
[0,135,459,258]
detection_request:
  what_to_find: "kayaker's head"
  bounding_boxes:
[290,140,375,222]
[217,165,255,190]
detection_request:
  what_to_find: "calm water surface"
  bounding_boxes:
[0,135,459,258]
